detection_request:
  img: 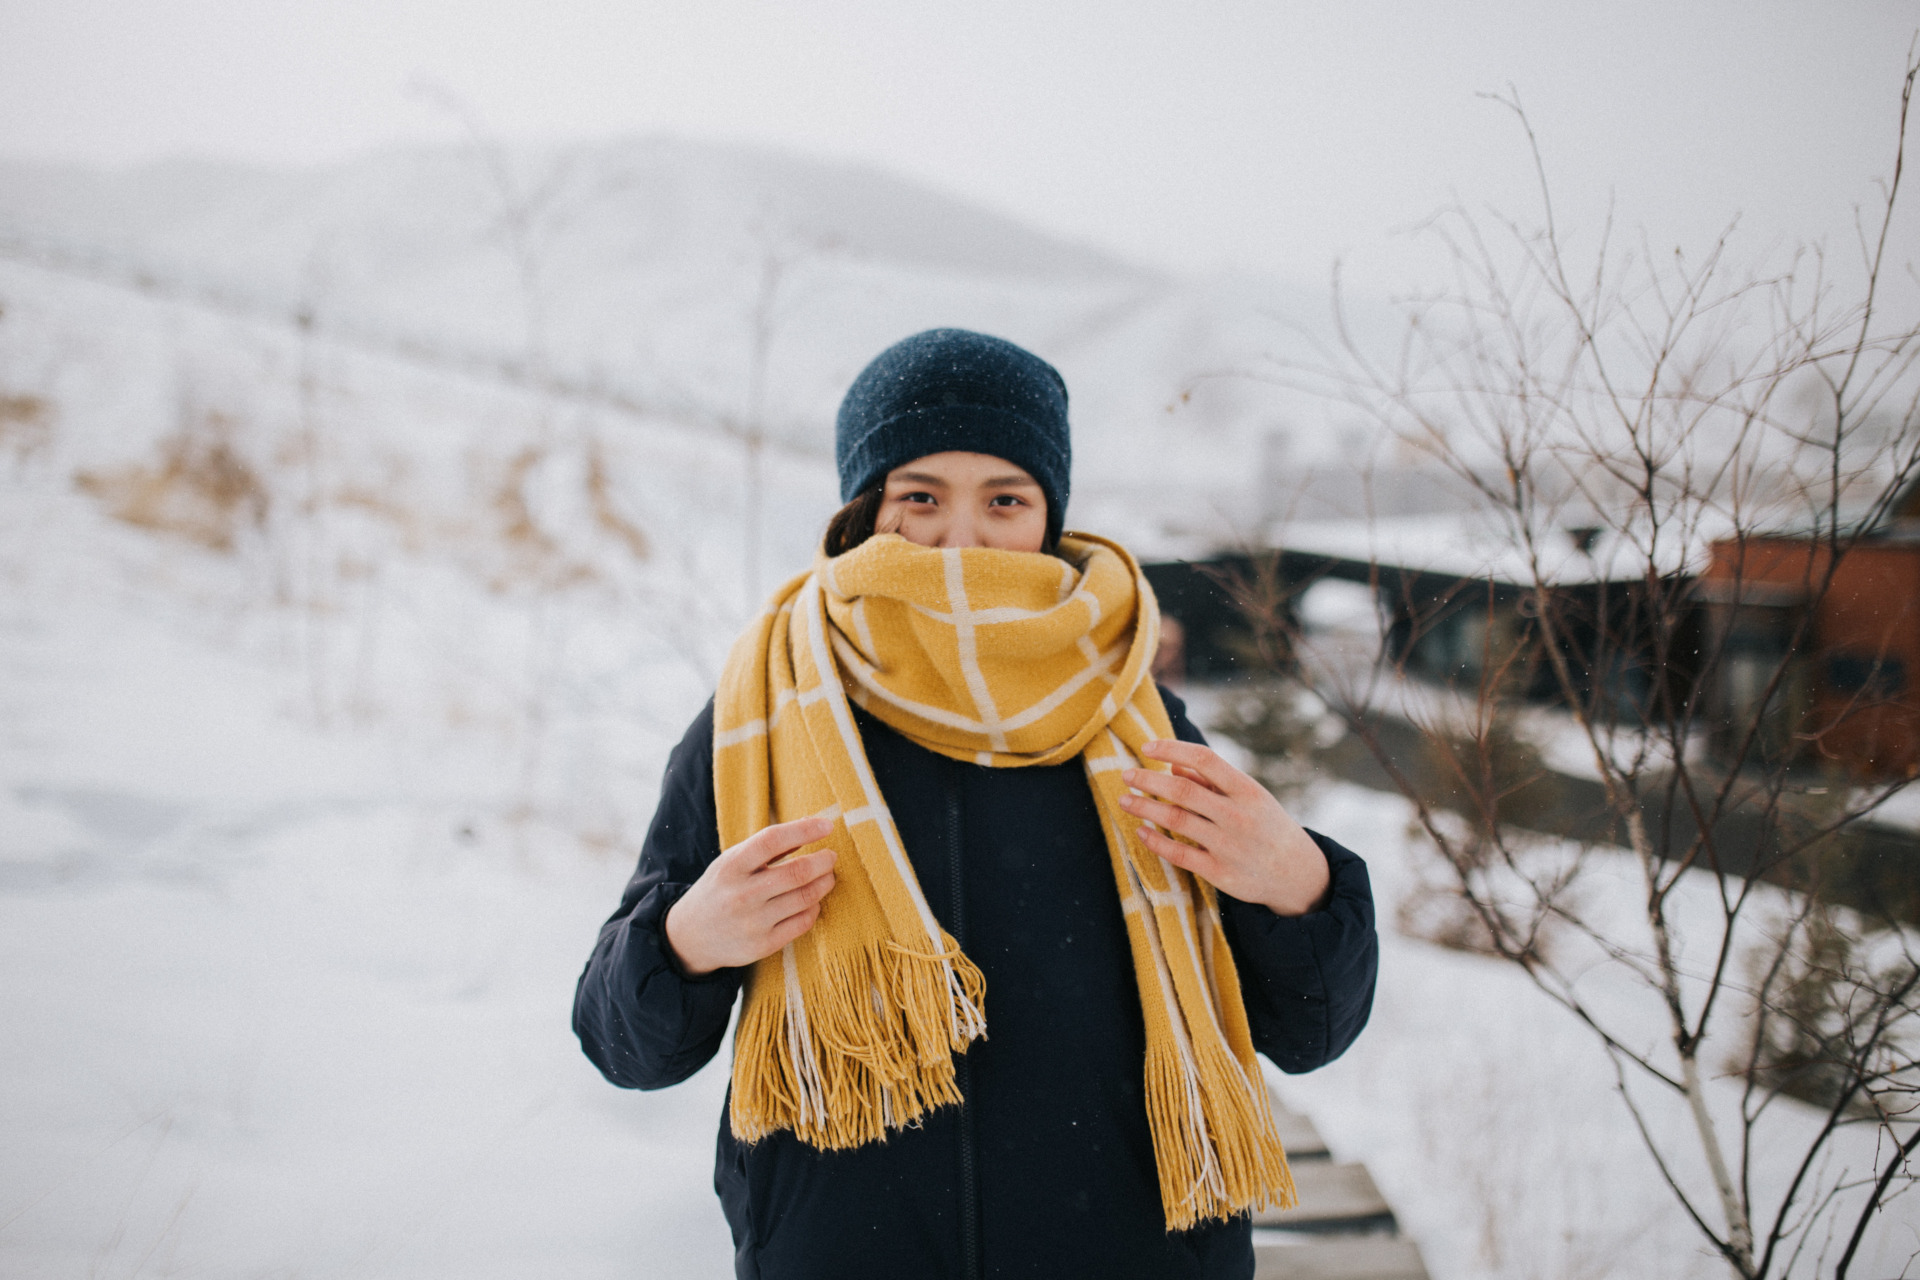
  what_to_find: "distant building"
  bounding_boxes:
[1145,477,1920,783]
[1699,480,1920,782]
[1143,510,1699,720]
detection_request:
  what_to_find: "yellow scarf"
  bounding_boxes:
[713,531,1296,1229]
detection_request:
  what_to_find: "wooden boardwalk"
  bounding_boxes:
[1254,1086,1430,1280]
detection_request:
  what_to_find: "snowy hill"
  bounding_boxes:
[0,136,1342,539]
[0,137,1144,294]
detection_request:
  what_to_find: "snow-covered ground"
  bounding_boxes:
[8,506,1914,1279]
[0,549,736,1277]
[2,142,1915,1278]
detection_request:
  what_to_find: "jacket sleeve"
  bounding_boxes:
[573,697,744,1089]
[1159,685,1379,1075]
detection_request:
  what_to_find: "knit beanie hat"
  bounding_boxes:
[836,329,1072,543]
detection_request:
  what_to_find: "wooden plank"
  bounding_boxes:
[1253,1237,1431,1280]
[1272,1105,1331,1159]
[1265,1082,1331,1159]
[1255,1162,1394,1230]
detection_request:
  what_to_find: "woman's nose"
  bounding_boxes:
[941,509,981,548]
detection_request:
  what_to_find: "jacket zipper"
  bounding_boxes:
[946,771,981,1280]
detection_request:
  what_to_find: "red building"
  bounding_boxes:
[1702,486,1920,781]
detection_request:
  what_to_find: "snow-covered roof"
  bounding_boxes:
[1259,510,1704,587]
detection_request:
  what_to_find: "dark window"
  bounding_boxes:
[1824,653,1907,699]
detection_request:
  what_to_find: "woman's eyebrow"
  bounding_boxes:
[890,471,950,486]
[981,474,1040,488]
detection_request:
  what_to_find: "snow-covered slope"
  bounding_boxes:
[0,137,1351,554]
[0,138,1141,294]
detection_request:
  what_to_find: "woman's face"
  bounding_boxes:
[876,451,1048,553]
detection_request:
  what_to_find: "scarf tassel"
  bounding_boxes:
[1144,1029,1299,1231]
[731,934,987,1149]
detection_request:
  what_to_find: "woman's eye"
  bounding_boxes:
[901,491,935,505]
[988,494,1026,508]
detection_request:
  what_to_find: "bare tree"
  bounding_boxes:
[1245,54,1920,1279]
[717,199,837,606]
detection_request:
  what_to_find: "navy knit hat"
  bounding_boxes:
[835,329,1071,543]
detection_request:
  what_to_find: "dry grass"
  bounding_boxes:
[485,446,592,592]
[75,408,268,551]
[0,391,53,462]
[586,442,649,562]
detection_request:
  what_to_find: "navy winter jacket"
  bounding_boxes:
[573,687,1377,1280]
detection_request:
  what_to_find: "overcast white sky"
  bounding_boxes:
[1,0,1916,290]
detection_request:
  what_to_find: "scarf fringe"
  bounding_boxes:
[730,934,987,1149]
[1145,1031,1299,1230]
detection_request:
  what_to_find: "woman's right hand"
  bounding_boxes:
[664,816,839,976]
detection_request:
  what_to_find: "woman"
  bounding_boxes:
[574,329,1377,1280]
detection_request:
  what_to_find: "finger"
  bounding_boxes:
[1170,763,1213,789]
[1156,759,1226,796]
[736,853,827,908]
[1118,790,1215,843]
[1137,824,1221,882]
[1120,766,1229,824]
[756,844,833,886]
[767,902,823,951]
[729,816,835,871]
[762,870,836,921]
[1138,740,1254,797]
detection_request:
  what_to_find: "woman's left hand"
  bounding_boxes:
[1119,740,1331,917]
